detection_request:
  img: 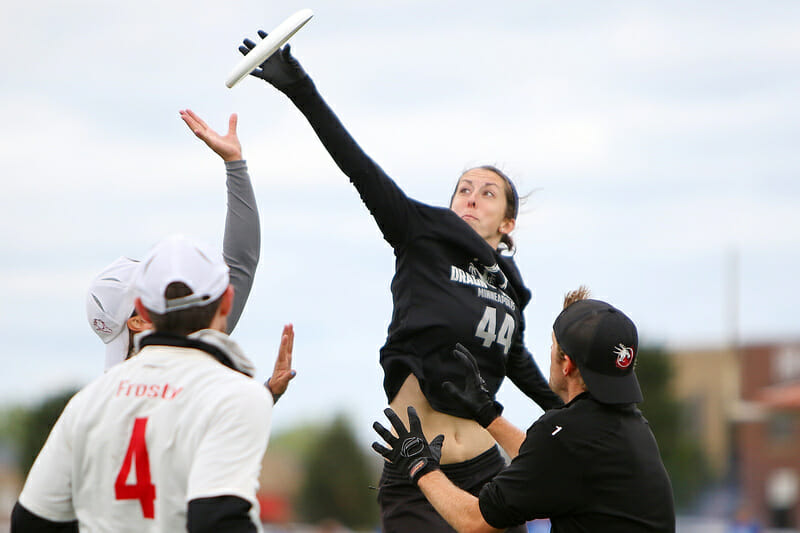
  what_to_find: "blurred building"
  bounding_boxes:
[737,342,800,529]
[670,340,800,529]
[670,345,740,479]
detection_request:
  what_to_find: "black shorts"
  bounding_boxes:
[378,445,527,533]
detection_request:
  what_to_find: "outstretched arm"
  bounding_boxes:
[237,37,415,247]
[417,472,501,533]
[180,110,261,333]
[484,416,526,459]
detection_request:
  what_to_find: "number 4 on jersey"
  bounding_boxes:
[115,417,156,519]
[474,306,515,354]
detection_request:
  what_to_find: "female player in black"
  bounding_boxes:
[239,37,562,532]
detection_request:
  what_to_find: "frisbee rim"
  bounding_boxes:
[225,8,313,89]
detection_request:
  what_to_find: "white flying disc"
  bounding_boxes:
[225,8,314,88]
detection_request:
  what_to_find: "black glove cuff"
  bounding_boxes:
[476,400,503,428]
[409,457,440,484]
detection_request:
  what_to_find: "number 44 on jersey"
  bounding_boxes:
[475,306,515,355]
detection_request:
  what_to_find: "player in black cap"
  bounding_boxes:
[373,287,676,532]
[237,35,562,532]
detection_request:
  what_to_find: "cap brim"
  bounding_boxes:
[104,332,130,371]
[578,365,643,404]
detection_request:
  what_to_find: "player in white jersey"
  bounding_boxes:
[87,109,262,371]
[11,234,293,533]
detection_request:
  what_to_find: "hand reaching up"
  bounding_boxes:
[180,109,243,162]
[266,324,297,403]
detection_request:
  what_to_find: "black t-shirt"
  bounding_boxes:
[479,393,675,532]
[283,77,562,417]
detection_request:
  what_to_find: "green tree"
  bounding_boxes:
[297,414,380,529]
[637,346,712,510]
[0,405,30,462]
[18,388,79,476]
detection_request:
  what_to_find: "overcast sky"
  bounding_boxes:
[1,1,798,440]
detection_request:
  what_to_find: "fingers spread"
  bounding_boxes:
[371,441,391,459]
[372,421,396,446]
[179,111,197,130]
[186,109,208,129]
[407,406,423,435]
[179,109,208,138]
[384,408,407,436]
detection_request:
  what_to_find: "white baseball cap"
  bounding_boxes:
[134,234,230,315]
[86,256,141,370]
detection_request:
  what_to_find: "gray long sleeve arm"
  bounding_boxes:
[222,160,260,333]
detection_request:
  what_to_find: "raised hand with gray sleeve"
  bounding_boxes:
[86,111,262,369]
[179,109,260,333]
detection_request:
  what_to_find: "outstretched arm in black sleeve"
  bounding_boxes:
[238,38,417,248]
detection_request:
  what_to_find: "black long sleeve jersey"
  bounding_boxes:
[479,393,675,531]
[283,77,562,417]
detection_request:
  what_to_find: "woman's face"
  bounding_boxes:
[450,168,515,247]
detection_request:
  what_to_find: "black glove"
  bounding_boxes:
[442,343,503,428]
[372,406,444,484]
[238,30,309,91]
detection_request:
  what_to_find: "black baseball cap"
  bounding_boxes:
[553,299,642,404]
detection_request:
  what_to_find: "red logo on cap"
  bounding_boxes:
[93,319,113,334]
[613,344,634,369]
